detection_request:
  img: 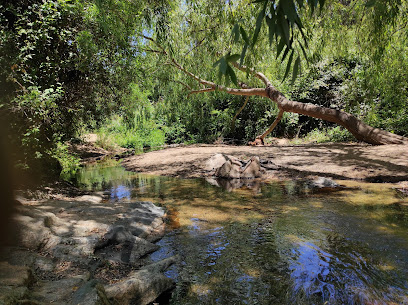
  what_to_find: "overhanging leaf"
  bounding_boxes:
[283,49,294,81]
[277,13,290,46]
[240,43,248,65]
[252,0,267,47]
[240,26,250,45]
[232,23,240,43]
[291,56,301,84]
[227,65,238,86]
[227,54,241,63]
[276,37,286,58]
[220,57,227,75]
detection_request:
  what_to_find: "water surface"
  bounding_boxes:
[71,160,408,304]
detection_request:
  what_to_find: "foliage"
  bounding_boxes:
[0,0,167,180]
[293,126,353,144]
[2,0,408,181]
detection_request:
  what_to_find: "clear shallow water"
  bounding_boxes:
[71,160,408,304]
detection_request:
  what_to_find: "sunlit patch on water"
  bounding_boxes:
[69,160,408,304]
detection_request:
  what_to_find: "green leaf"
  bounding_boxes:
[231,23,240,43]
[252,1,267,47]
[283,49,294,81]
[365,0,376,7]
[220,57,227,75]
[240,43,248,65]
[280,0,297,24]
[213,58,222,68]
[277,13,290,46]
[276,37,286,58]
[319,0,325,10]
[298,26,308,47]
[227,54,241,63]
[291,56,301,84]
[240,26,250,45]
[299,42,308,61]
[280,45,290,62]
[227,65,238,86]
[266,15,276,46]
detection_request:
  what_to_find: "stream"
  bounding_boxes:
[70,160,408,304]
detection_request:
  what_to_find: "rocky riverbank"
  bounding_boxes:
[0,192,175,304]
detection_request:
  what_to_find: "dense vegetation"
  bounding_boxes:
[1,0,408,180]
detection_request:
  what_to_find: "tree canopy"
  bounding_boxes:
[1,0,408,179]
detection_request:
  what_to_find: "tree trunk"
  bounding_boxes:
[266,85,408,145]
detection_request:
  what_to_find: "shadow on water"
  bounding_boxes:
[70,160,408,305]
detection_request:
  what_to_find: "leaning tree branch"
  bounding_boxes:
[142,35,408,145]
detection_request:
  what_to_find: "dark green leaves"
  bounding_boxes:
[252,0,267,47]
[213,54,240,86]
[292,56,301,84]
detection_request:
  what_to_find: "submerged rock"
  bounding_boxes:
[308,177,339,189]
[95,226,159,264]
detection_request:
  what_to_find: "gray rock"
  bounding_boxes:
[76,195,103,204]
[215,160,242,179]
[0,261,33,287]
[95,226,159,264]
[241,156,262,179]
[105,256,177,305]
[14,214,60,250]
[31,277,85,304]
[0,286,30,304]
[209,154,264,179]
[204,153,228,171]
[70,279,110,305]
[309,177,339,189]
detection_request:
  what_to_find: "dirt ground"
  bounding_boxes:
[122,143,408,182]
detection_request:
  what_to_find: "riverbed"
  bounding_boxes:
[71,160,408,304]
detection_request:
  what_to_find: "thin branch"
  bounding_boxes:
[187,87,215,97]
[258,109,284,141]
[157,78,192,90]
[230,62,271,86]
[170,59,267,97]
[231,96,249,130]
[142,35,268,98]
[185,37,206,56]
[139,34,168,55]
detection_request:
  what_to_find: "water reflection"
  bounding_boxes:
[71,161,408,305]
